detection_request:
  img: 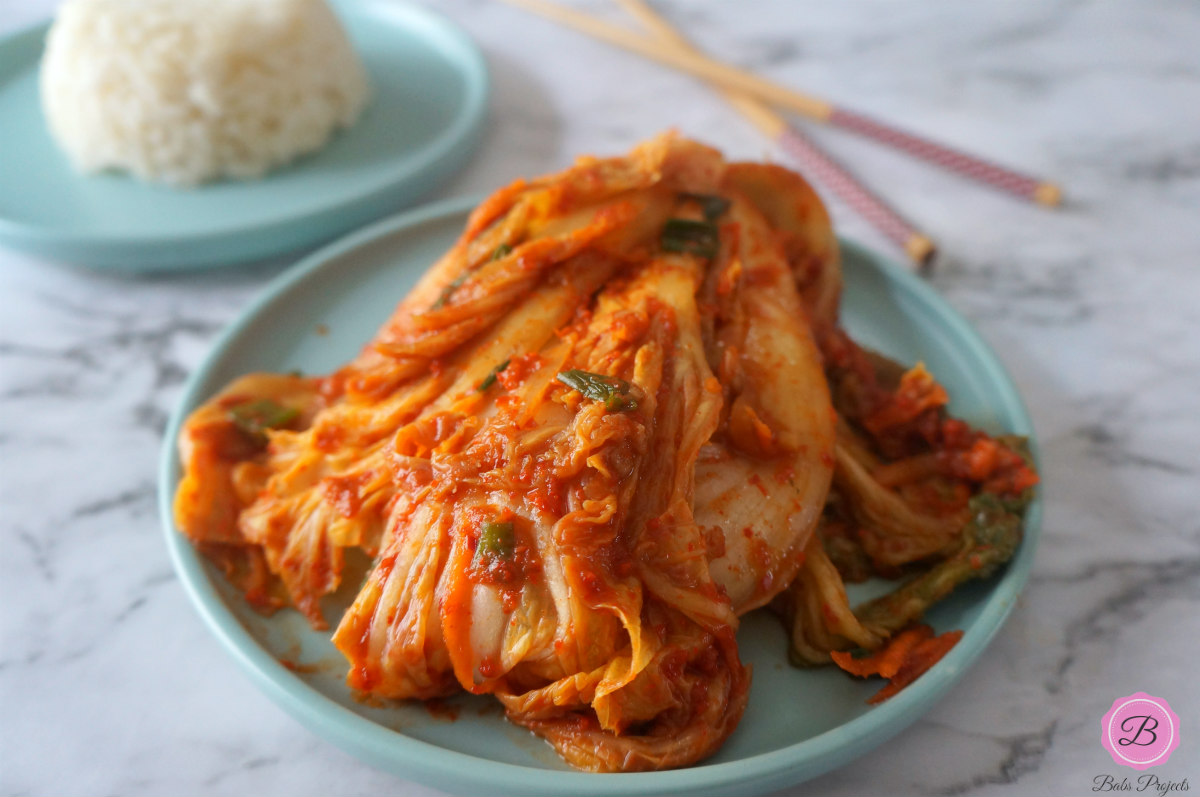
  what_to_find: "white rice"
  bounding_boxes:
[40,0,370,186]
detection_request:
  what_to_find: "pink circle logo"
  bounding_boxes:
[1100,693,1180,769]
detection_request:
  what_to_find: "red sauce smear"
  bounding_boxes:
[323,471,372,518]
[424,698,461,722]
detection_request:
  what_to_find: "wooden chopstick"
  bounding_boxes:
[614,0,936,268]
[501,0,1063,208]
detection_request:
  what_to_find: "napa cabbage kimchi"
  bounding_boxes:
[174,133,1035,771]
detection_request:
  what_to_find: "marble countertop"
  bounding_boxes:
[2,1,1197,795]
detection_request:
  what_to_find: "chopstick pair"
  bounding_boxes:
[612,0,935,266]
[502,0,1064,270]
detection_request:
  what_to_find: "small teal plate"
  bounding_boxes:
[0,2,488,270]
[159,198,1041,796]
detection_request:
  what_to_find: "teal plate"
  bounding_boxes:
[0,2,488,270]
[159,197,1042,796]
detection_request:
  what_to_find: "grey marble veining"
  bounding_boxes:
[2,1,1197,795]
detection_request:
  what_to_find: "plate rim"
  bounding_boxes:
[0,1,490,269]
[158,196,1042,796]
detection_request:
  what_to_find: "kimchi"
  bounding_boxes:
[174,133,1036,770]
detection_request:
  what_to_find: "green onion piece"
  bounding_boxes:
[228,399,298,439]
[476,521,515,561]
[661,218,719,258]
[853,493,1024,637]
[680,192,731,221]
[555,369,638,412]
[604,392,638,412]
[478,359,511,392]
[431,245,512,310]
[432,272,468,309]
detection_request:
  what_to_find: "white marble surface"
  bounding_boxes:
[2,1,1198,795]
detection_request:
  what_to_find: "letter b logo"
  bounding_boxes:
[1117,715,1157,747]
[1101,694,1179,769]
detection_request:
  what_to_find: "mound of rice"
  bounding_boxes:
[40,0,370,186]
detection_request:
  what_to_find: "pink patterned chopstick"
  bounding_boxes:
[828,108,1061,206]
[505,0,1063,208]
[776,126,935,267]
